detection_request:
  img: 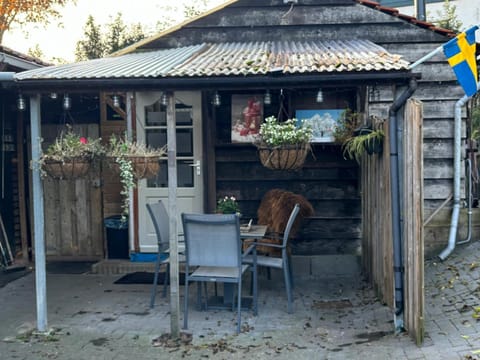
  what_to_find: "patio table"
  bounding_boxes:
[204,224,267,310]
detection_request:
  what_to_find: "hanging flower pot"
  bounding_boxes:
[257,143,310,171]
[107,155,161,180]
[42,157,92,180]
[255,116,313,171]
[37,126,104,180]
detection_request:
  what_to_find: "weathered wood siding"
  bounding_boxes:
[362,121,393,307]
[138,0,460,254]
[42,124,103,259]
[213,90,361,255]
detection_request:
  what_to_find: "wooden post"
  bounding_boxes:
[403,98,424,345]
[16,111,29,262]
[30,94,47,332]
[166,91,180,337]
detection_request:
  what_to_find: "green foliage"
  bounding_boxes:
[107,134,165,220]
[75,13,145,61]
[259,116,313,147]
[216,196,240,214]
[42,125,104,161]
[75,15,104,61]
[332,109,363,144]
[430,0,463,32]
[342,129,384,163]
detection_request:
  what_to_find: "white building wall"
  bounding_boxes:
[398,0,480,29]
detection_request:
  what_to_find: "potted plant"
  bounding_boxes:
[38,126,104,180]
[216,195,241,215]
[256,116,313,170]
[342,127,384,163]
[107,134,166,220]
[332,109,363,145]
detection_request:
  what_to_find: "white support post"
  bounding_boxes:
[30,94,47,332]
[126,92,134,250]
[166,91,180,337]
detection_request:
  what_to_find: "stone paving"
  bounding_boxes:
[1,241,480,359]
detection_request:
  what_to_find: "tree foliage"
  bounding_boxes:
[0,0,73,44]
[75,13,145,61]
[430,0,463,32]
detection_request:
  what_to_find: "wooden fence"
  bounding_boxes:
[362,99,424,344]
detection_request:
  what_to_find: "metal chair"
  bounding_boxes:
[243,204,300,314]
[181,213,257,334]
[146,201,185,308]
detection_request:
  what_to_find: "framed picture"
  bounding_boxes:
[231,94,264,143]
[295,109,345,143]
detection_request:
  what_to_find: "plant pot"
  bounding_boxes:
[257,143,310,171]
[364,137,383,155]
[42,158,91,180]
[107,155,160,180]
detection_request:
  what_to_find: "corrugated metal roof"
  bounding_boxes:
[15,40,409,81]
[15,44,206,80]
[170,40,409,77]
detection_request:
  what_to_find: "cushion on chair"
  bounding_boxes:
[190,265,249,279]
[243,254,282,269]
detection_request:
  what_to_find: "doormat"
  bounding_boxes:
[46,261,96,274]
[114,271,186,285]
[0,268,31,288]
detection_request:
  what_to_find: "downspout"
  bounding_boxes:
[415,0,426,21]
[388,78,417,328]
[438,85,479,260]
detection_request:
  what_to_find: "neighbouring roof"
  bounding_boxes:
[0,45,50,71]
[15,40,409,81]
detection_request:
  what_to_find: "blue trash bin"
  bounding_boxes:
[104,216,129,259]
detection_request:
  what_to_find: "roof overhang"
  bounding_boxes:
[10,71,420,93]
[11,39,415,92]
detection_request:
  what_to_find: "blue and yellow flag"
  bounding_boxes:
[443,25,478,97]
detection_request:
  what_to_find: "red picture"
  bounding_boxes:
[231,95,264,143]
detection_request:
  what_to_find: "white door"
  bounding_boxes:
[137,91,203,252]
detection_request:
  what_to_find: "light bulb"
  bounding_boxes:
[63,94,71,110]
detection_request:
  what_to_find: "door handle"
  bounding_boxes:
[188,160,201,176]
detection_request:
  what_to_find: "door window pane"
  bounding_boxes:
[147,160,194,188]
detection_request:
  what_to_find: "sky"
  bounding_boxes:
[2,0,227,62]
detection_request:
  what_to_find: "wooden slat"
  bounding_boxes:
[403,98,425,345]
[42,124,103,259]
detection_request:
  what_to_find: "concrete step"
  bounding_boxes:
[91,254,362,278]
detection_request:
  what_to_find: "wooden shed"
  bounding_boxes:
[2,0,475,341]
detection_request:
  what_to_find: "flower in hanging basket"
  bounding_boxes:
[38,126,104,180]
[107,134,166,220]
[256,116,313,170]
[216,196,241,215]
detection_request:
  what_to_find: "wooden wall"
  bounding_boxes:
[136,0,462,254]
[213,89,361,256]
[42,124,103,259]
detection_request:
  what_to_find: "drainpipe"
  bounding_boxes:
[0,72,15,83]
[388,78,417,329]
[457,158,472,245]
[438,86,479,260]
[415,0,426,21]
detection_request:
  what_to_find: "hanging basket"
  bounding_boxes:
[42,157,91,180]
[108,155,160,180]
[257,143,310,171]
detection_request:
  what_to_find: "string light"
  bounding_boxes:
[213,91,221,107]
[113,95,121,108]
[316,89,324,103]
[17,94,26,111]
[161,93,168,106]
[63,94,71,110]
[264,90,271,105]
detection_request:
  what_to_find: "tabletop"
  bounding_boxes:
[240,224,267,239]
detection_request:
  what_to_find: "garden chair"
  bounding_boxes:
[181,213,257,334]
[146,201,185,308]
[243,203,300,314]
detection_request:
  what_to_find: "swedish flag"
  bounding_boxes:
[443,25,478,97]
